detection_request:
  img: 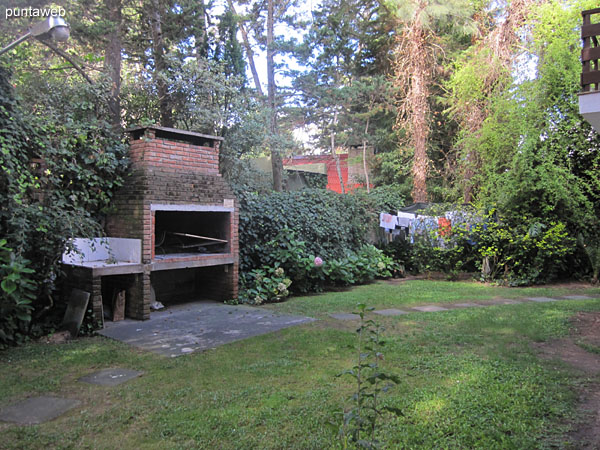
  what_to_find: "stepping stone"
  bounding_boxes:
[79,368,143,387]
[0,396,80,425]
[373,309,409,316]
[562,295,593,300]
[525,297,558,303]
[329,313,360,321]
[453,302,484,308]
[412,306,449,312]
[494,299,523,305]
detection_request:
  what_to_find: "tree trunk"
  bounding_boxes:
[104,0,122,129]
[227,0,264,97]
[408,7,429,203]
[194,1,208,61]
[463,151,476,203]
[330,111,345,194]
[267,0,283,191]
[150,0,173,127]
[362,116,370,193]
[393,0,431,204]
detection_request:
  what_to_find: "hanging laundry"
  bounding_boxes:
[409,215,438,243]
[438,217,451,237]
[397,211,415,228]
[379,212,398,231]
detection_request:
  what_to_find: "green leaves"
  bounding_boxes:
[236,220,396,303]
[237,189,372,273]
[0,239,36,348]
[0,66,127,343]
[1,278,16,295]
[334,302,402,448]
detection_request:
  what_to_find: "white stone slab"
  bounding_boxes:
[0,396,80,425]
[453,303,484,308]
[412,306,449,312]
[63,238,141,264]
[373,309,409,316]
[525,297,559,303]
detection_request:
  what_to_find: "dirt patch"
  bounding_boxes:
[385,272,480,284]
[569,388,600,450]
[38,330,71,345]
[534,312,600,449]
[534,339,600,374]
[534,280,598,290]
[385,274,427,284]
[572,312,600,348]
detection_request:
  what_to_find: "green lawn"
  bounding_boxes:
[1,280,600,449]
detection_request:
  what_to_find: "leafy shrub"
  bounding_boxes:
[0,240,36,348]
[352,184,407,215]
[388,205,575,286]
[258,229,325,294]
[237,189,372,273]
[238,266,292,305]
[236,228,396,303]
[326,245,396,286]
[408,221,479,277]
[473,219,575,286]
[0,66,127,335]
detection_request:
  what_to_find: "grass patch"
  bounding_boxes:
[263,279,600,317]
[1,281,599,448]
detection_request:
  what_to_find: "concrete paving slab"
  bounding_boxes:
[491,299,523,305]
[329,313,361,320]
[453,302,484,308]
[373,309,409,316]
[412,306,449,312]
[0,396,80,425]
[98,302,315,357]
[79,368,143,386]
[525,297,559,303]
[562,295,594,300]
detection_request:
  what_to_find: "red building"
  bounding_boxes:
[284,148,372,194]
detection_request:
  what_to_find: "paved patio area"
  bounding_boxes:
[98,301,315,357]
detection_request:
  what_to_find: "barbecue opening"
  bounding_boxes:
[153,210,231,258]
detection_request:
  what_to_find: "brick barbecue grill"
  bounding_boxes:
[63,126,239,326]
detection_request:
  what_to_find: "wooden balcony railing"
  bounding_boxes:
[582,8,600,92]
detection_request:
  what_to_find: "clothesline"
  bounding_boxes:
[379,210,484,245]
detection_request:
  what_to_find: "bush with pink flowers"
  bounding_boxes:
[236,228,397,304]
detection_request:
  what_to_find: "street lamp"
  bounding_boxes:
[0,16,70,56]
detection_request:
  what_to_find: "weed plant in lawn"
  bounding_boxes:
[0,282,599,448]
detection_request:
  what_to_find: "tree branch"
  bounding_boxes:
[38,39,94,84]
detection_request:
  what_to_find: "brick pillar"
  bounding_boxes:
[221,264,238,299]
[127,271,151,320]
[91,275,103,326]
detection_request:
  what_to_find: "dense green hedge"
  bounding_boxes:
[238,189,371,272]
[232,186,405,304]
[237,186,406,273]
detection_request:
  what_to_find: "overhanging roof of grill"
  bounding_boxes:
[127,126,224,146]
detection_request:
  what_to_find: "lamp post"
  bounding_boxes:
[0,16,70,56]
[0,15,91,84]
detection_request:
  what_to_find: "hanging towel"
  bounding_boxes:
[379,213,398,230]
[397,211,415,228]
